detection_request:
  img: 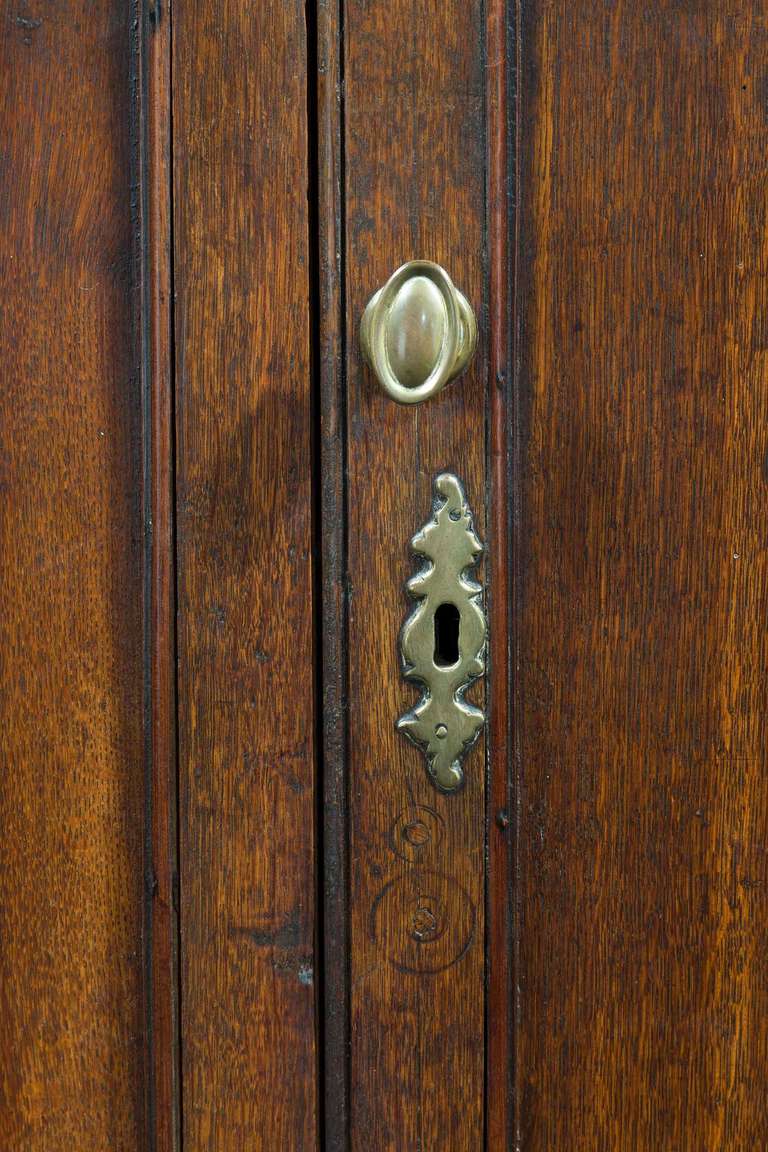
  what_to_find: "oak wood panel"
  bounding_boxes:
[516,5,768,1148]
[0,3,146,1147]
[343,5,488,1147]
[173,3,318,1148]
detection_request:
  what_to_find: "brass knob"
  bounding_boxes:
[360,260,477,405]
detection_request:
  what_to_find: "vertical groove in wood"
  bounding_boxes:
[172,2,318,1148]
[0,3,146,1147]
[511,8,523,1150]
[316,0,350,1148]
[139,0,180,1148]
[485,0,514,1146]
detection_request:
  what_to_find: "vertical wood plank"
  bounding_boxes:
[486,0,515,1146]
[316,0,350,1146]
[173,3,319,1148]
[516,5,768,1148]
[139,0,180,1148]
[343,5,488,1147]
[0,2,146,1147]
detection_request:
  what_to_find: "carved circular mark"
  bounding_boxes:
[409,900,443,943]
[404,821,430,847]
[371,870,475,974]
[391,805,444,862]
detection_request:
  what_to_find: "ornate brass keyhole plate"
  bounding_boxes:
[397,473,486,792]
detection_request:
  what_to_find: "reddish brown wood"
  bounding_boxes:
[316,1,350,1147]
[486,0,514,1146]
[515,4,768,1147]
[343,5,488,1147]
[172,2,319,1148]
[0,3,146,1147]
[140,1,180,1149]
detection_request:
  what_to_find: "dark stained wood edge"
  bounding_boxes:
[486,0,515,1147]
[316,1,350,1148]
[510,8,522,1149]
[131,2,154,1139]
[138,2,181,1149]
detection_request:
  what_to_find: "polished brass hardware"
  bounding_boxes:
[360,261,477,404]
[398,473,486,792]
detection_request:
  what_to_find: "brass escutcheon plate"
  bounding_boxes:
[398,473,486,792]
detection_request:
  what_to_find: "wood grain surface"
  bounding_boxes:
[343,3,488,1147]
[486,0,515,1146]
[172,2,319,1148]
[140,1,180,1148]
[515,4,768,1148]
[316,0,350,1146]
[9,5,768,1148]
[0,2,146,1147]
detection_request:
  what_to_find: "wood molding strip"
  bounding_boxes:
[138,1,181,1149]
[485,0,515,1146]
[316,0,351,1147]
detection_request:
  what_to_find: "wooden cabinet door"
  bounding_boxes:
[2,3,767,1150]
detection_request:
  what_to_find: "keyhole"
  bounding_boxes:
[434,602,460,667]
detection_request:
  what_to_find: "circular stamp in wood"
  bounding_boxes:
[371,869,475,975]
[390,805,444,863]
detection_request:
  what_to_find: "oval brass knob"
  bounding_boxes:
[360,260,477,405]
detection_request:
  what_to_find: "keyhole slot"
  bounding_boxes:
[433,602,461,667]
